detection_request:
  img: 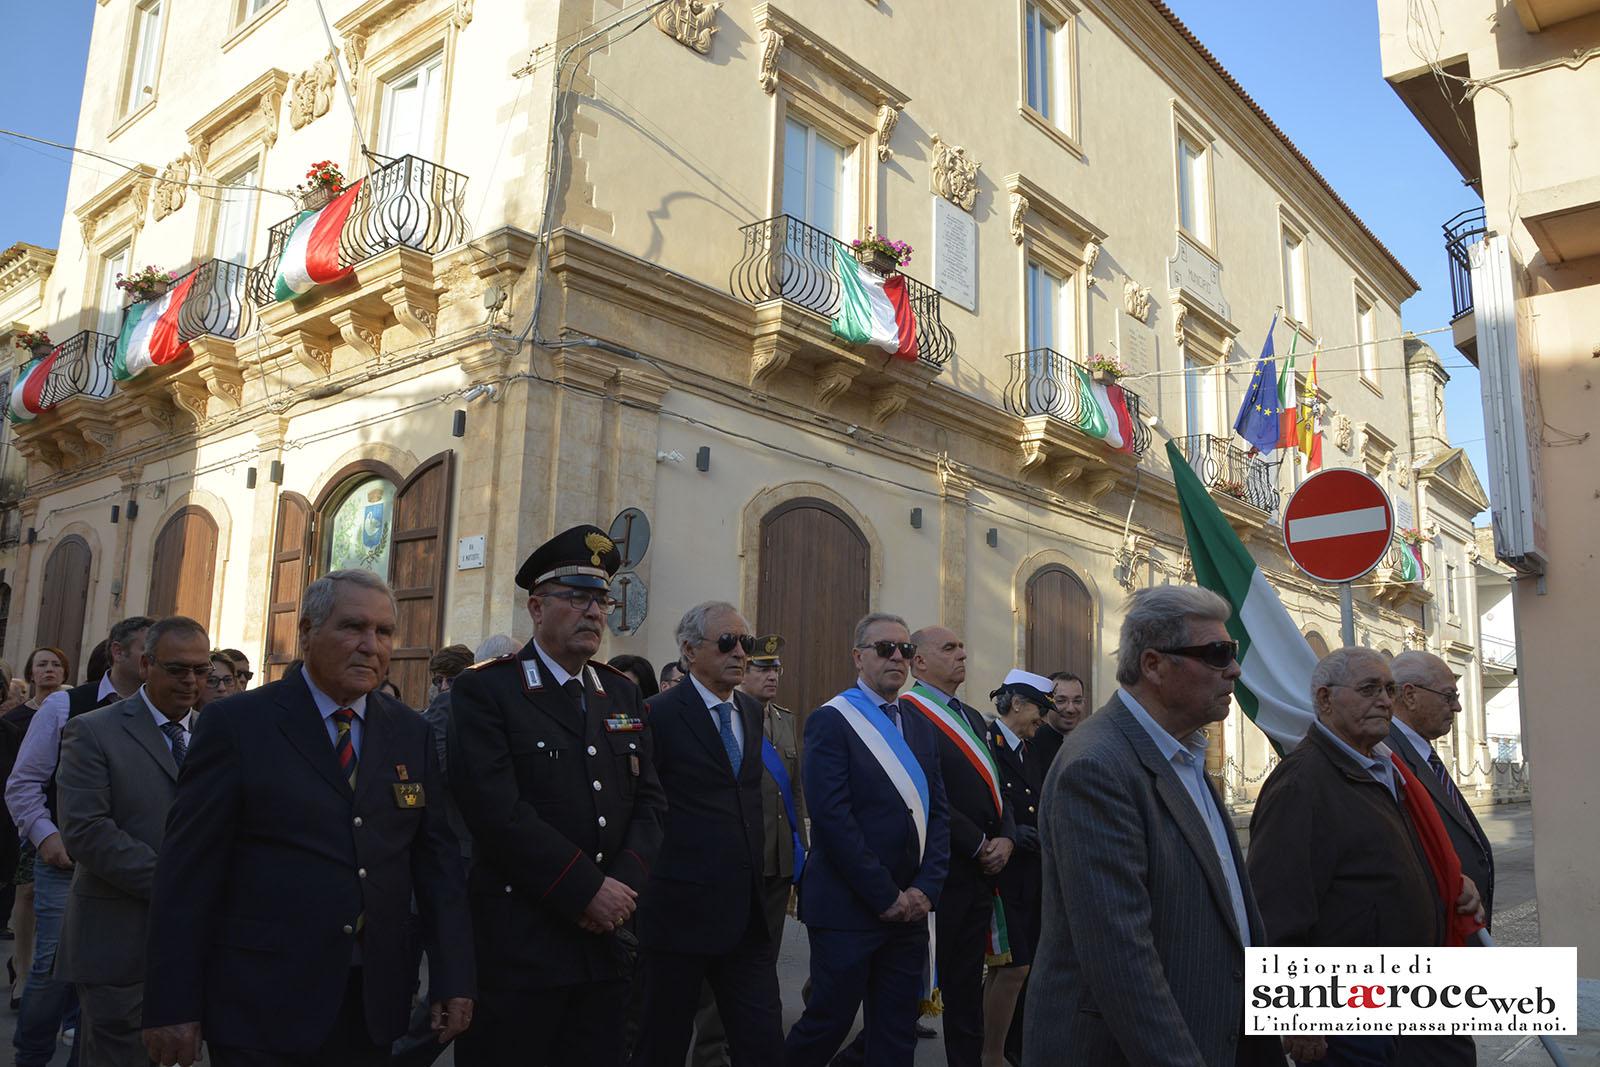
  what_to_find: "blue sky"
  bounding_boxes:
[0,1,1487,513]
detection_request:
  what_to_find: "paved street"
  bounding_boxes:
[6,801,1595,1066]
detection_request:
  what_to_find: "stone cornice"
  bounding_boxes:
[1003,172,1108,244]
[752,3,911,108]
[0,244,56,301]
[185,68,291,173]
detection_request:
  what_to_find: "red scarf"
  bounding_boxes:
[1389,752,1486,947]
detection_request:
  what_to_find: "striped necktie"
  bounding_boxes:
[1427,748,1473,827]
[160,720,188,770]
[332,708,358,788]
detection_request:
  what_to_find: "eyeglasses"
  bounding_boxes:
[714,633,756,655]
[539,590,620,614]
[1158,641,1239,670]
[747,663,784,676]
[204,675,237,691]
[857,641,917,660]
[1411,683,1460,704]
[1330,681,1399,700]
[157,660,212,680]
[234,670,253,683]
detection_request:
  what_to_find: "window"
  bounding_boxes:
[1177,132,1211,245]
[378,53,444,159]
[1282,227,1309,325]
[1184,354,1222,438]
[782,117,852,234]
[123,0,165,117]
[213,165,259,265]
[1026,260,1076,412]
[1446,561,1458,616]
[97,245,130,337]
[1356,294,1378,385]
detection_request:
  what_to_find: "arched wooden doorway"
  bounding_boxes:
[147,506,219,624]
[1024,564,1094,698]
[757,498,870,731]
[1305,630,1331,658]
[37,535,92,685]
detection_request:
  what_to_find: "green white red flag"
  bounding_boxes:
[830,244,918,360]
[273,180,363,302]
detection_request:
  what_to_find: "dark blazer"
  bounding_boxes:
[989,724,1043,956]
[447,643,667,988]
[1022,694,1281,1067]
[55,694,181,985]
[142,670,473,1051]
[1386,721,1495,924]
[636,680,766,955]
[1031,721,1069,770]
[1248,725,1445,950]
[796,691,950,931]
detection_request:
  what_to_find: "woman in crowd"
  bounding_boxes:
[195,652,239,715]
[607,654,659,698]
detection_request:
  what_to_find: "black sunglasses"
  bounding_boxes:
[857,640,917,660]
[715,633,756,654]
[1158,640,1239,670]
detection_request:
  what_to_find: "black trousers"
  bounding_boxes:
[455,978,630,1067]
[631,922,784,1067]
[209,968,387,1067]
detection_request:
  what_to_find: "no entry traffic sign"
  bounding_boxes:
[1282,469,1395,584]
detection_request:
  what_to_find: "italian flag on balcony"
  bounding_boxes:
[272,180,363,302]
[7,353,60,424]
[1396,536,1424,583]
[114,270,202,380]
[830,244,918,360]
[1072,365,1135,453]
[1169,439,1317,756]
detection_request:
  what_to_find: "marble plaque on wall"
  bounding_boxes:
[1167,234,1231,322]
[1118,310,1156,379]
[933,196,977,312]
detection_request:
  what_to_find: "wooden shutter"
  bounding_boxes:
[37,536,92,686]
[147,506,218,623]
[264,493,312,684]
[757,499,870,736]
[1025,565,1094,699]
[1305,630,1331,659]
[388,451,453,707]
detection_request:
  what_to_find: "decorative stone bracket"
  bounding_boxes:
[1015,415,1135,503]
[930,134,980,212]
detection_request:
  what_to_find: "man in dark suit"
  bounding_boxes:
[1030,671,1085,770]
[448,525,667,1067]
[785,613,950,1067]
[141,571,473,1067]
[1023,586,1282,1067]
[1390,651,1494,925]
[632,602,782,1066]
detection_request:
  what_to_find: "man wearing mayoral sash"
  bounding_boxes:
[784,614,950,1067]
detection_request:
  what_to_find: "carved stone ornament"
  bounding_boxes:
[1172,302,1189,346]
[131,178,152,233]
[929,134,980,212]
[758,29,784,93]
[1397,464,1411,489]
[1008,192,1029,245]
[1466,538,1481,564]
[152,154,191,222]
[452,0,474,30]
[876,103,899,163]
[1334,414,1354,453]
[343,33,367,80]
[1221,336,1236,361]
[1122,278,1151,324]
[655,0,721,54]
[289,52,339,131]
[1083,241,1101,284]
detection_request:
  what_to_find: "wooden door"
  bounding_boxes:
[264,493,311,683]
[1025,564,1094,700]
[37,536,92,685]
[757,499,870,732]
[387,451,452,707]
[147,506,218,624]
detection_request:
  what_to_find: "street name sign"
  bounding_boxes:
[1281,469,1394,584]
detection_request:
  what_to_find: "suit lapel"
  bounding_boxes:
[353,698,397,807]
[678,682,736,775]
[519,649,585,739]
[119,698,179,781]
[1391,729,1486,850]
[275,671,355,798]
[733,690,763,782]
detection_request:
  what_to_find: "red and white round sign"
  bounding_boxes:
[1281,469,1395,583]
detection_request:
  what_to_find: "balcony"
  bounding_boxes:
[1443,207,1486,364]
[10,331,119,471]
[1481,634,1518,673]
[251,154,469,374]
[1176,434,1281,516]
[730,216,955,419]
[999,348,1152,501]
[1002,349,1153,457]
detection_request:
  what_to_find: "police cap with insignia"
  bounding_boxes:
[516,524,622,591]
[989,668,1055,711]
[748,634,784,667]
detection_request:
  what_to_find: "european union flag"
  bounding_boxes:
[1233,316,1282,453]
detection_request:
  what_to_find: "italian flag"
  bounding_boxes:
[830,244,918,360]
[1277,330,1299,449]
[115,270,202,380]
[1397,537,1423,583]
[1072,365,1135,452]
[272,180,363,302]
[7,354,58,424]
[1169,439,1317,755]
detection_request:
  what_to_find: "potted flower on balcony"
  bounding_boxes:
[296,160,347,211]
[1087,353,1128,385]
[850,228,913,275]
[116,265,177,305]
[1212,478,1247,501]
[13,328,53,360]
[1398,527,1427,547]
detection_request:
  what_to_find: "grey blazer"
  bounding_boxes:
[54,692,184,985]
[1022,693,1283,1067]
[1386,722,1495,924]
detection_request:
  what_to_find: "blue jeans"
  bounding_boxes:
[13,859,79,1066]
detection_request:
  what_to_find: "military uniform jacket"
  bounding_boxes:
[761,702,808,880]
[447,639,666,988]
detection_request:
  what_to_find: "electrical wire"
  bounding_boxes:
[0,128,299,203]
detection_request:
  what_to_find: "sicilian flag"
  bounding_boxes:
[1169,439,1317,755]
[1072,365,1135,452]
[273,180,363,302]
[115,270,202,380]
[1297,345,1323,471]
[830,243,918,360]
[1277,329,1299,449]
[7,355,58,424]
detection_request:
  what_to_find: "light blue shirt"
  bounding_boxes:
[303,668,368,757]
[1121,688,1253,948]
[856,681,903,736]
[1391,717,1436,764]
[689,672,744,749]
[1313,720,1397,799]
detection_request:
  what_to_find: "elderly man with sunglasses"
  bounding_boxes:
[1023,586,1283,1067]
[448,525,667,1067]
[784,613,949,1067]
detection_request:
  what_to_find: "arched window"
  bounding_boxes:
[1304,630,1331,659]
[37,535,92,684]
[1025,564,1094,697]
[147,506,219,623]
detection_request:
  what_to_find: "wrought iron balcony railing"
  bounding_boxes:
[1001,347,1153,457]
[176,258,257,343]
[251,154,470,307]
[730,215,955,368]
[34,331,117,409]
[1175,433,1281,514]
[1443,207,1487,321]
[1481,634,1518,671]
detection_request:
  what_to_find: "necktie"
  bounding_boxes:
[160,721,188,770]
[332,708,358,788]
[715,702,742,773]
[1427,749,1474,827]
[882,703,900,729]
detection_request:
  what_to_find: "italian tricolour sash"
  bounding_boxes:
[826,687,942,1016]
